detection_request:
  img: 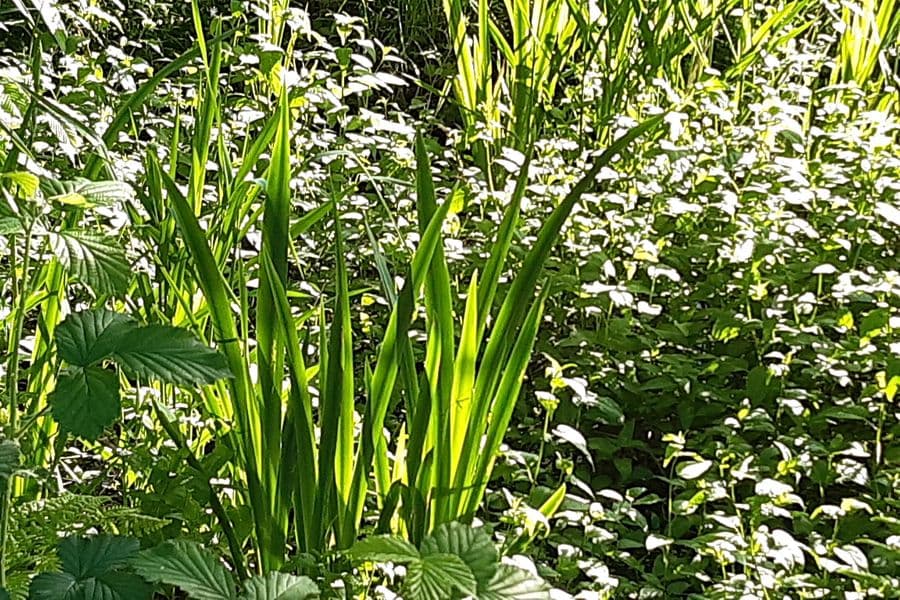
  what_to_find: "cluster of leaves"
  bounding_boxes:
[494,30,900,599]
[1,0,899,599]
[347,522,549,599]
[51,309,230,439]
[27,534,318,600]
[2,495,167,599]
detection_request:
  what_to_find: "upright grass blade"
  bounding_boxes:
[255,85,293,570]
[448,273,479,482]
[153,154,266,566]
[414,135,456,525]
[463,289,547,516]
[261,253,317,553]
[316,198,356,549]
[344,169,453,545]
[448,114,665,519]
[831,0,899,94]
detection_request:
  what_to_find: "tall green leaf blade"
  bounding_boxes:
[262,253,318,551]
[414,134,456,524]
[112,324,231,386]
[254,84,293,568]
[50,366,120,440]
[131,540,236,600]
[49,231,131,295]
[458,115,665,505]
[55,309,135,366]
[320,202,356,547]
[449,273,479,482]
[348,189,452,525]
[464,292,546,516]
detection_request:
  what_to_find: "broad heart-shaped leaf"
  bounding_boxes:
[56,309,136,366]
[30,535,152,600]
[41,177,135,207]
[59,535,140,578]
[478,565,550,600]
[49,230,131,295]
[347,535,420,564]
[30,571,153,600]
[131,540,236,600]
[420,522,498,584]
[240,572,319,600]
[112,325,231,386]
[50,366,120,440]
[405,554,476,600]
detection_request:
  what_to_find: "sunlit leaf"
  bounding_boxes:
[239,573,318,600]
[49,231,131,295]
[112,325,231,386]
[131,540,236,600]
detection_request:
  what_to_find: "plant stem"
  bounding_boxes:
[0,219,34,588]
[149,392,249,580]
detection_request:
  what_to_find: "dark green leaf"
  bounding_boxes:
[131,540,236,600]
[405,554,475,600]
[347,535,420,564]
[0,440,19,483]
[240,573,319,600]
[478,565,550,600]
[59,535,141,578]
[113,325,231,386]
[56,309,136,366]
[420,522,498,583]
[50,366,120,440]
[49,231,131,295]
[29,535,151,600]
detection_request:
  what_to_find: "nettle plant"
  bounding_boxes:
[27,534,319,600]
[0,169,232,594]
[514,31,900,598]
[347,521,548,599]
[49,308,231,440]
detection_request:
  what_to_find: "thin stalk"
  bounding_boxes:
[150,392,249,581]
[0,218,35,587]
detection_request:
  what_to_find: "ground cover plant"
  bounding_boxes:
[0,0,898,598]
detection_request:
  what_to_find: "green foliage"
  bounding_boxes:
[28,535,152,600]
[132,540,319,599]
[2,495,167,599]
[2,0,900,598]
[50,309,230,439]
[349,522,549,599]
[131,540,235,600]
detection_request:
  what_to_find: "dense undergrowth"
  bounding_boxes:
[1,0,899,598]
